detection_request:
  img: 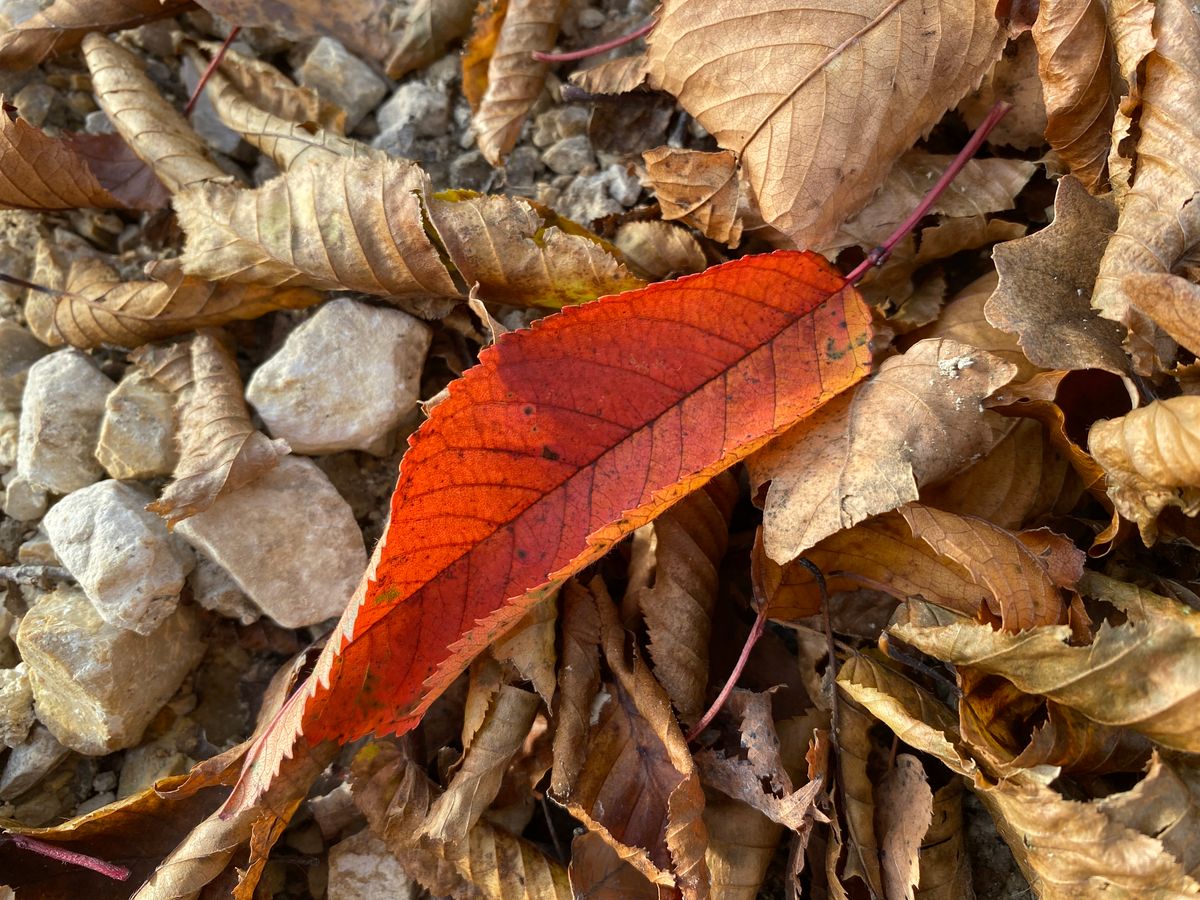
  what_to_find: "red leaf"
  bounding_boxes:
[225,250,873,812]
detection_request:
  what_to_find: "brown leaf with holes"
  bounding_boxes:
[82,33,229,194]
[642,147,745,247]
[876,754,932,900]
[387,0,476,79]
[0,0,192,70]
[193,0,398,63]
[137,331,289,526]
[750,338,1019,565]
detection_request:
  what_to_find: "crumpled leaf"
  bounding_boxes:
[568,830,664,898]
[551,579,603,795]
[193,0,399,63]
[1007,701,1152,776]
[916,780,972,900]
[491,592,557,705]
[641,0,1006,247]
[473,0,567,164]
[82,33,229,194]
[1093,0,1200,372]
[838,678,885,895]
[136,330,289,526]
[1089,396,1200,543]
[1031,0,1116,192]
[46,257,321,349]
[614,221,707,281]
[0,103,166,211]
[987,175,1128,374]
[958,32,1047,151]
[701,787,784,900]
[387,0,476,79]
[750,338,1019,564]
[0,0,192,70]
[876,754,932,900]
[642,147,746,247]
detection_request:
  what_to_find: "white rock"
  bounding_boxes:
[43,480,194,635]
[327,828,419,900]
[0,663,34,748]
[377,81,451,138]
[16,584,205,755]
[247,299,431,455]
[176,456,366,628]
[95,370,177,480]
[181,55,244,155]
[3,471,46,521]
[296,37,388,131]
[189,552,260,625]
[543,135,595,175]
[0,319,48,411]
[18,350,114,494]
[0,408,17,468]
[0,724,69,800]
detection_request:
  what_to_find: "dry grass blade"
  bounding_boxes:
[137,331,289,526]
[82,33,229,193]
[49,258,321,349]
[387,0,476,79]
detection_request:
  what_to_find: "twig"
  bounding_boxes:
[3,834,130,881]
[533,19,655,63]
[183,26,241,118]
[685,598,769,742]
[845,100,1013,286]
[0,272,59,296]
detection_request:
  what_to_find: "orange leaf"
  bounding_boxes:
[226,250,872,812]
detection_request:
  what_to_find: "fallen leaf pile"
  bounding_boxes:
[0,0,1197,898]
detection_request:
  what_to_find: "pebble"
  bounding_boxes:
[0,408,16,468]
[450,150,494,191]
[17,349,114,494]
[16,527,56,564]
[556,164,643,224]
[189,551,260,625]
[377,80,451,139]
[12,82,56,127]
[327,828,419,900]
[3,471,46,521]
[175,456,367,628]
[181,55,244,156]
[543,134,595,175]
[0,319,48,411]
[0,0,50,28]
[117,733,191,799]
[0,724,69,800]
[95,370,178,480]
[296,37,389,131]
[84,110,115,134]
[16,584,205,755]
[0,663,34,748]
[43,480,194,635]
[247,298,432,456]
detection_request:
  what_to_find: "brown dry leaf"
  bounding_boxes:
[1031,0,1116,191]
[550,579,603,796]
[568,831,663,899]
[63,132,172,210]
[630,472,736,723]
[137,330,289,525]
[838,680,885,895]
[175,156,459,299]
[427,191,645,308]
[1093,0,1200,372]
[491,592,557,705]
[876,754,933,900]
[462,652,505,750]
[420,684,540,843]
[958,33,1047,152]
[1122,273,1200,361]
[641,0,1005,247]
[48,257,322,349]
[916,780,973,900]
[701,787,784,900]
[1090,396,1200,543]
[473,0,567,164]
[193,0,398,63]
[82,33,229,194]
[387,0,476,79]
[1009,701,1152,775]
[750,338,1019,565]
[462,0,507,110]
[987,175,1128,374]
[893,572,1200,753]
[642,147,745,247]
[0,0,192,70]
[614,221,707,282]
[0,103,164,211]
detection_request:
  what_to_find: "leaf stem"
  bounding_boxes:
[3,834,130,881]
[183,26,241,118]
[533,19,655,63]
[685,598,769,741]
[0,272,59,295]
[845,100,1013,286]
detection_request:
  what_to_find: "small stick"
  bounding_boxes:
[541,795,566,863]
[183,26,241,118]
[533,19,655,63]
[4,834,130,881]
[0,272,59,296]
[845,100,1012,286]
[685,598,769,742]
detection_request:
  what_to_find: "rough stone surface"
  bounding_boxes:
[554,164,644,224]
[181,55,244,156]
[176,456,367,628]
[0,724,69,800]
[296,37,388,131]
[327,828,420,900]
[95,370,178,480]
[377,80,451,138]
[44,480,194,635]
[247,299,431,455]
[0,319,48,411]
[543,134,595,175]
[18,350,114,494]
[189,551,260,625]
[0,408,16,468]
[3,471,46,521]
[16,585,205,755]
[0,663,34,748]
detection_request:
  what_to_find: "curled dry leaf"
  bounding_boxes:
[917,780,973,900]
[473,0,567,164]
[958,32,1047,151]
[987,175,1128,374]
[614,221,708,281]
[1089,396,1200,543]
[491,592,557,705]
[193,0,398,63]
[48,258,321,349]
[82,33,229,194]
[642,0,1005,247]
[1031,0,1116,192]
[550,579,604,796]
[642,147,746,247]
[387,0,476,79]
[838,679,885,895]
[702,787,784,900]
[1008,701,1152,775]
[876,754,933,900]
[136,331,289,526]
[568,831,663,899]
[0,0,191,70]
[750,338,1019,565]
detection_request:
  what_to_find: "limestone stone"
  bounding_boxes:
[18,350,114,494]
[44,480,194,634]
[3,471,46,521]
[189,551,260,625]
[95,370,177,480]
[247,299,431,455]
[0,663,34,747]
[181,55,244,156]
[16,585,205,755]
[176,456,366,628]
[296,37,388,131]
[0,725,69,800]
[377,80,451,138]
[0,319,48,411]
[543,134,595,175]
[327,828,419,900]
[0,408,17,468]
